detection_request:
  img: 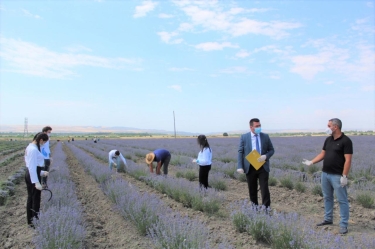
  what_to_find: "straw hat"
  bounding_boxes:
[145,152,155,164]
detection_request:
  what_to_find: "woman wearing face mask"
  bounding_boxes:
[192,135,212,189]
[25,132,49,227]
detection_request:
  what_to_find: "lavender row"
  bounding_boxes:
[231,200,375,249]
[33,142,85,249]
[98,137,375,197]
[65,143,233,248]
[72,142,226,212]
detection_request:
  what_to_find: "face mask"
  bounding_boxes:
[325,128,332,135]
[254,127,262,134]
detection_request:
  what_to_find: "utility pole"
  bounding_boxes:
[173,111,176,138]
[23,117,28,138]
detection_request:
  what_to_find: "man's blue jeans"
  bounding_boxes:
[321,172,349,228]
[109,157,120,171]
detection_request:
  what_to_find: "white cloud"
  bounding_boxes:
[325,81,334,85]
[235,50,250,58]
[351,17,375,34]
[230,20,301,39]
[174,2,300,39]
[157,31,183,44]
[0,38,142,79]
[159,13,174,18]
[178,22,194,31]
[366,1,374,8]
[22,9,41,19]
[133,1,158,18]
[290,38,375,83]
[169,85,182,92]
[195,42,238,51]
[169,67,194,71]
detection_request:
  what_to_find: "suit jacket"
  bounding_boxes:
[237,132,275,173]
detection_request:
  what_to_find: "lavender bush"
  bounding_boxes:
[33,142,85,249]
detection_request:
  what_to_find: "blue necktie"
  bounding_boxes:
[255,134,260,153]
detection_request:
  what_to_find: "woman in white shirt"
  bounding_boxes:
[25,132,49,227]
[192,135,212,189]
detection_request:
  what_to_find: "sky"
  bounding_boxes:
[0,0,374,134]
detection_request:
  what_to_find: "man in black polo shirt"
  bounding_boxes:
[302,118,353,235]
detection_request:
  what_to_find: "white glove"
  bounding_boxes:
[35,182,43,190]
[113,163,117,166]
[302,159,313,166]
[340,176,348,187]
[192,159,197,163]
[237,169,244,174]
[257,155,266,162]
[40,171,49,177]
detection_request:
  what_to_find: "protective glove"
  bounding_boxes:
[192,159,197,163]
[237,168,244,174]
[40,171,49,177]
[35,182,43,190]
[113,163,117,167]
[302,159,313,166]
[257,155,266,162]
[340,176,348,187]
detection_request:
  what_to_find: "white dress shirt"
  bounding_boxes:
[196,147,212,166]
[25,143,45,184]
[108,150,127,165]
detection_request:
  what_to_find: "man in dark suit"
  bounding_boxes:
[237,118,275,208]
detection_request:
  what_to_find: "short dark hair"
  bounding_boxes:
[249,118,260,126]
[115,151,120,156]
[42,126,52,132]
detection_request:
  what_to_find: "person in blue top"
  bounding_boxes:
[145,149,171,175]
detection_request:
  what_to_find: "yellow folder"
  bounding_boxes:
[245,150,265,170]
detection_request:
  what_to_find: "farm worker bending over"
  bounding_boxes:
[145,149,171,175]
[302,118,353,235]
[109,150,127,173]
[25,132,49,227]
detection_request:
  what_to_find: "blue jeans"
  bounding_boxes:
[109,158,120,171]
[321,172,349,228]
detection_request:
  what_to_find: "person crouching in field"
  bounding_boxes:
[145,149,171,175]
[108,150,127,173]
[25,133,49,227]
[192,135,212,189]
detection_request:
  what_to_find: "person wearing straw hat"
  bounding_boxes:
[145,149,171,175]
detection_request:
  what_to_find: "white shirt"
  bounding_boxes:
[41,140,50,159]
[108,150,127,165]
[25,143,45,184]
[196,147,212,166]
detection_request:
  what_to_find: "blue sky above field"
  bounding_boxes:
[0,0,374,133]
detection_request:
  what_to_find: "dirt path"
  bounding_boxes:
[63,144,153,249]
[0,180,35,249]
[0,154,25,183]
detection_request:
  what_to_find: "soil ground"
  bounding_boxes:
[1,144,374,249]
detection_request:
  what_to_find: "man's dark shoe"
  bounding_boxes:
[317,220,333,226]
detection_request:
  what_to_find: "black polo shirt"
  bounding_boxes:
[322,133,353,175]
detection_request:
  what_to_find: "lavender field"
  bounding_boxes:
[1,135,374,249]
